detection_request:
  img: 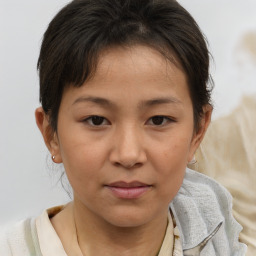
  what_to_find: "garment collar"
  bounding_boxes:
[170,168,225,250]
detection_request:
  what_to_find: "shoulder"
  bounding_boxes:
[171,168,234,223]
[0,218,41,256]
[170,168,247,255]
[178,167,233,207]
[0,219,29,256]
[0,227,12,255]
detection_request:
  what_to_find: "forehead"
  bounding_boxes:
[95,45,185,83]
[62,45,191,107]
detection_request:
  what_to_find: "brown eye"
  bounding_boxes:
[147,116,175,126]
[84,116,109,126]
[151,116,165,125]
[91,116,104,125]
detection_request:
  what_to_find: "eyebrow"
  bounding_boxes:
[72,96,182,108]
[138,97,182,108]
[72,96,113,107]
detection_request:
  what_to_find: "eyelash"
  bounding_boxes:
[83,116,110,126]
[147,116,175,126]
[82,115,175,127]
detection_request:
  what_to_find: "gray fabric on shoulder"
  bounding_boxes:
[171,168,247,255]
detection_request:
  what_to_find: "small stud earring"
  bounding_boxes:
[52,155,56,162]
[188,157,197,165]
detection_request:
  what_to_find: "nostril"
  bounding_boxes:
[113,161,142,169]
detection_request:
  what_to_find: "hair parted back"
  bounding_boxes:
[38,0,213,131]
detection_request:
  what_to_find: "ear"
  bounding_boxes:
[188,104,212,163]
[35,107,62,163]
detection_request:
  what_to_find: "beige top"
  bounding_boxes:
[192,95,256,256]
[35,206,182,256]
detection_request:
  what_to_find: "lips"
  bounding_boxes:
[108,181,149,188]
[106,181,152,199]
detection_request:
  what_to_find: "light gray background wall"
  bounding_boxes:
[1,0,256,226]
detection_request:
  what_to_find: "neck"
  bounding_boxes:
[73,200,169,256]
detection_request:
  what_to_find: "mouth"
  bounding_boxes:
[105,181,152,199]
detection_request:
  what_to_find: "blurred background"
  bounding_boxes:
[1,0,256,226]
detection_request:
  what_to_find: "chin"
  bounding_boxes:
[100,206,156,228]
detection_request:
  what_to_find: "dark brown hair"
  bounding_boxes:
[38,0,213,131]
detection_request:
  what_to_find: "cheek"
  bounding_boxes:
[59,142,107,204]
[151,135,192,196]
[158,143,188,179]
[156,133,192,168]
[58,135,107,183]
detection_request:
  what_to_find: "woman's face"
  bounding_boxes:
[44,45,209,227]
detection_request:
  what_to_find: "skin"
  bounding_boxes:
[36,45,212,256]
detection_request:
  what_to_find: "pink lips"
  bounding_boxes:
[106,181,151,199]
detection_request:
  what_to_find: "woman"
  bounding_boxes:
[0,0,247,255]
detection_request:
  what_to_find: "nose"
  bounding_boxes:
[109,125,147,169]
